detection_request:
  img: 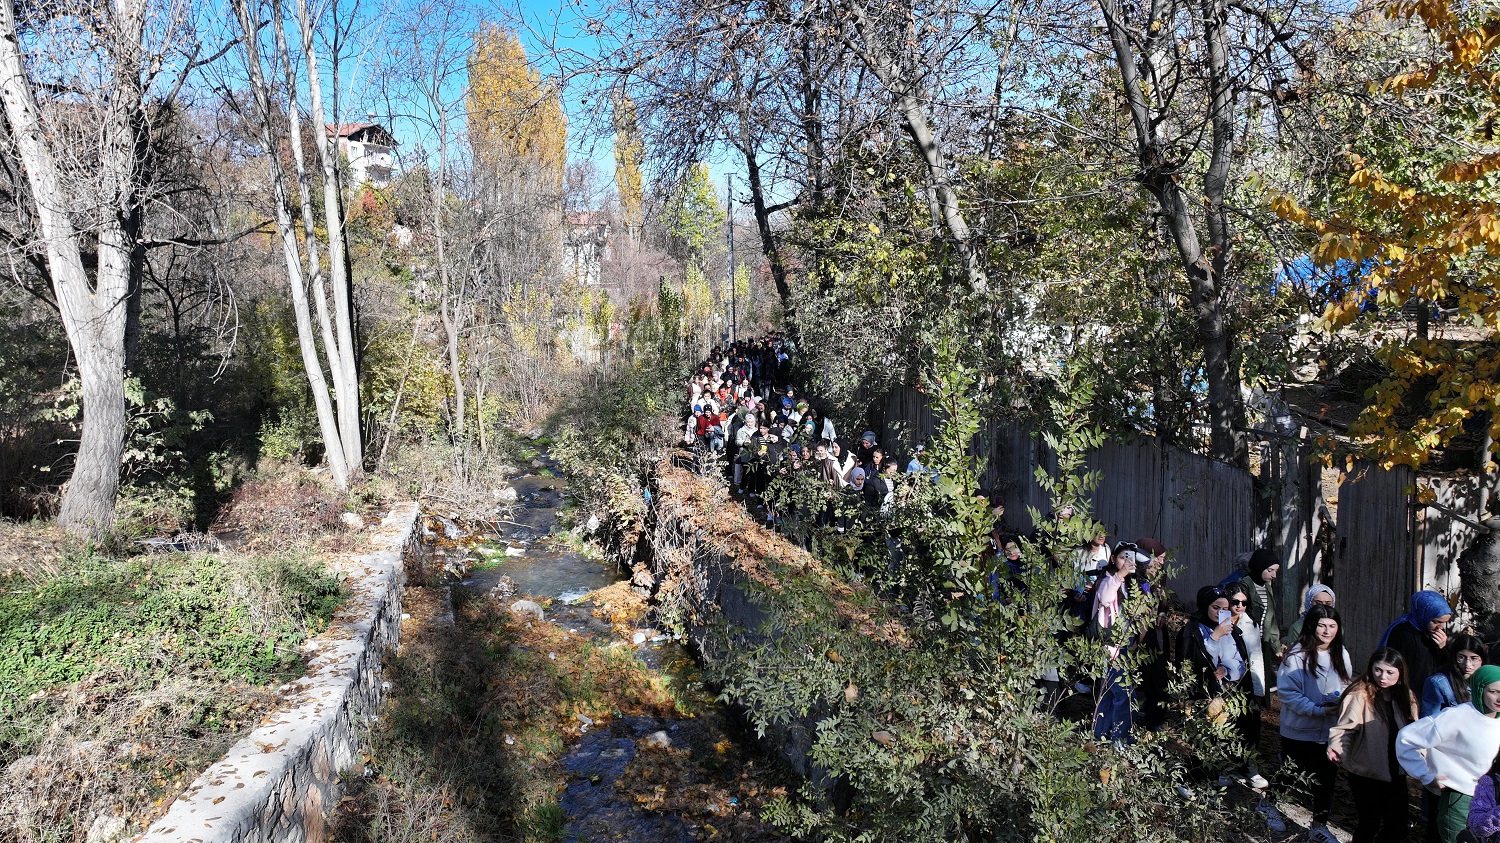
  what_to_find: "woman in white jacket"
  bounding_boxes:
[1276,604,1354,843]
[1397,664,1500,843]
[1226,582,1268,788]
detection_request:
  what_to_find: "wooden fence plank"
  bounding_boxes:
[1336,462,1415,662]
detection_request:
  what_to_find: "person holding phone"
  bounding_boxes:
[1177,585,1246,699]
[1278,604,1354,843]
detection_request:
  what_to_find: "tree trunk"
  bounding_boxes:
[0,0,144,536]
[233,0,351,488]
[441,288,466,442]
[844,0,989,298]
[296,0,364,479]
[741,147,792,318]
[1097,0,1248,468]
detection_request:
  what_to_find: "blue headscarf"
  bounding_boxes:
[1377,590,1453,648]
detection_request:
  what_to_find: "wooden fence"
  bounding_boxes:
[1335,462,1417,659]
[878,387,1254,599]
[875,386,1485,664]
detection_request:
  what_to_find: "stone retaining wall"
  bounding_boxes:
[624,459,904,792]
[133,502,421,843]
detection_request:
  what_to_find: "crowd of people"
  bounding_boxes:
[680,337,1500,843]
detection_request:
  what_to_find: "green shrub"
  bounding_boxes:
[0,549,343,752]
[258,414,309,463]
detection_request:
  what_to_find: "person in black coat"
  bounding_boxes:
[1380,589,1454,702]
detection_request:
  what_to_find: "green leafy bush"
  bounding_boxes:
[0,550,343,752]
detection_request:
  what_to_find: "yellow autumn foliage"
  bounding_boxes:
[466,24,566,192]
[612,92,645,237]
[1273,0,1500,469]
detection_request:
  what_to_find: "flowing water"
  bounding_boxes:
[427,452,788,843]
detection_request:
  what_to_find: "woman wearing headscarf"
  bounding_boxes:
[1397,664,1500,843]
[1234,548,1283,689]
[1288,584,1336,645]
[1381,590,1455,698]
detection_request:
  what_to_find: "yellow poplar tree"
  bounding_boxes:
[1274,0,1500,469]
[612,91,645,241]
[466,24,566,191]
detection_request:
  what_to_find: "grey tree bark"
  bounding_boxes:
[231,0,353,487]
[0,0,144,536]
[1096,0,1249,468]
[842,0,989,298]
[295,0,364,477]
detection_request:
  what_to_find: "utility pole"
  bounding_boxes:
[725,174,736,344]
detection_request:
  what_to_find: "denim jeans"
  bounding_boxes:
[1093,666,1134,745]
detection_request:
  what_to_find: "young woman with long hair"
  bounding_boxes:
[1328,648,1418,843]
[1277,604,1354,843]
[1398,664,1500,843]
[1423,634,1489,717]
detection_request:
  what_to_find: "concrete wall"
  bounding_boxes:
[132,502,421,843]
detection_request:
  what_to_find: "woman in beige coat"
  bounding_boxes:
[1328,647,1419,843]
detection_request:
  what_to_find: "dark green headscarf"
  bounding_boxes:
[1469,664,1500,715]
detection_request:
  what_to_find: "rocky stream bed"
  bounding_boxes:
[344,452,793,843]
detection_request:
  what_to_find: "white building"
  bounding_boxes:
[326,123,396,188]
[562,210,610,287]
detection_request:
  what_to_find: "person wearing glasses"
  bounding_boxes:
[1225,582,1269,789]
[1423,635,1489,718]
[1177,583,1280,831]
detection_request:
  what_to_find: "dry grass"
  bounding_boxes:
[0,519,71,581]
[212,464,362,555]
[652,459,911,646]
[0,544,344,843]
[0,673,280,843]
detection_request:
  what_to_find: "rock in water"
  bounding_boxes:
[494,486,519,505]
[509,599,544,621]
[488,576,516,600]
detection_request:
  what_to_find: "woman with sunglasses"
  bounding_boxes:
[1226,582,1269,788]
[1277,604,1354,843]
[1090,541,1145,745]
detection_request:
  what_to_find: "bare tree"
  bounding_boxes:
[231,0,363,486]
[1092,0,1321,467]
[0,0,205,534]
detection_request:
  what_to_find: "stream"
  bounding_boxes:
[423,451,788,843]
